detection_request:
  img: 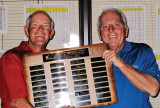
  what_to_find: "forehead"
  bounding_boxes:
[30,12,50,23]
[101,11,121,23]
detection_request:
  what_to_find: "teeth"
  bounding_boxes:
[109,36,117,38]
[36,35,44,37]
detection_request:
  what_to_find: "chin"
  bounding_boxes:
[36,42,46,46]
[109,41,118,45]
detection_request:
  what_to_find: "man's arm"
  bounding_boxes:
[10,97,34,108]
[103,50,159,97]
[118,61,159,97]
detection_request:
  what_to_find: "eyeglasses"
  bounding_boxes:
[101,23,123,31]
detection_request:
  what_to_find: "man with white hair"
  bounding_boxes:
[96,8,160,108]
[0,10,74,108]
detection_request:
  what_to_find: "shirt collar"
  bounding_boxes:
[19,41,49,53]
[118,40,131,54]
[19,41,35,53]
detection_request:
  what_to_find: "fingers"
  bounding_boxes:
[103,50,115,65]
[62,105,75,108]
[103,50,124,67]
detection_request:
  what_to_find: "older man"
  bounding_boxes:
[96,8,160,108]
[0,10,55,108]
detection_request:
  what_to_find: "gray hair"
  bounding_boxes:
[26,10,55,30]
[97,8,128,31]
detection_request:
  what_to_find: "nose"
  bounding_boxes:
[108,25,114,32]
[38,25,44,31]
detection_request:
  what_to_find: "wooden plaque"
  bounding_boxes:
[23,43,117,108]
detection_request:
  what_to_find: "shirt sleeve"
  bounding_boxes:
[1,52,28,99]
[142,47,160,85]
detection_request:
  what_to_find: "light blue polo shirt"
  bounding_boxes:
[96,40,160,108]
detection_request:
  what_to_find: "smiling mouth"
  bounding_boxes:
[109,36,117,38]
[36,35,44,37]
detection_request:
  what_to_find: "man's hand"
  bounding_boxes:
[102,50,124,67]
[62,105,75,108]
[10,97,34,108]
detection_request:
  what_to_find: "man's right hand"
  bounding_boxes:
[10,97,34,108]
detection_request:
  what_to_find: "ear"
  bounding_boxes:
[98,30,103,41]
[24,26,29,37]
[49,29,55,40]
[125,26,129,38]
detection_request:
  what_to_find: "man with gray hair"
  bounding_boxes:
[0,10,55,108]
[0,10,74,108]
[96,8,160,108]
